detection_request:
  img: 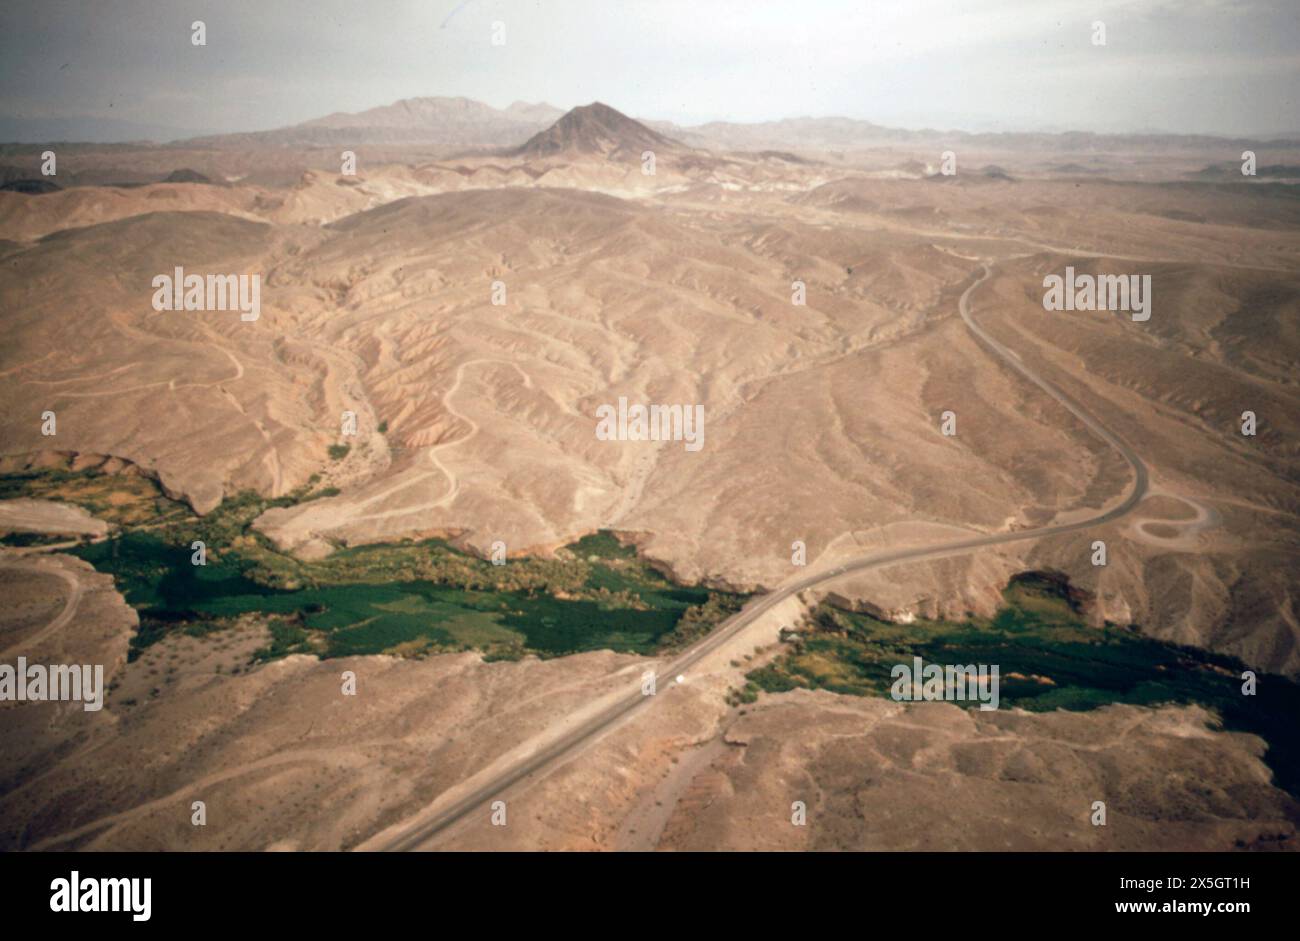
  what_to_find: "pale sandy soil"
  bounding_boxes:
[0,545,1293,852]
[2,146,1296,673]
[1,122,1298,850]
[651,693,1298,852]
[0,498,109,538]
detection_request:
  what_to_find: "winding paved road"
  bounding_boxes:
[378,262,1150,851]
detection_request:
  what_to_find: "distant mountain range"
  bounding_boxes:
[182,97,564,150]
[179,98,1300,156]
[4,96,1298,154]
[648,115,1300,154]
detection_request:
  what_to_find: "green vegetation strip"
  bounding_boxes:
[746,573,1300,799]
[1,470,743,663]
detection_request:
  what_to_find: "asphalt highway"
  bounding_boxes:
[381,263,1149,850]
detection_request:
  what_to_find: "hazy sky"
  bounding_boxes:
[0,0,1296,139]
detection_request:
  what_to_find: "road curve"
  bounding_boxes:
[380,262,1149,851]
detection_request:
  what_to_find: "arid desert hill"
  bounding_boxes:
[511,101,684,159]
[3,97,1300,853]
[5,548,1294,853]
[1,101,1298,686]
